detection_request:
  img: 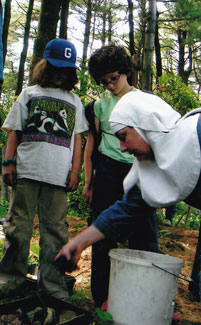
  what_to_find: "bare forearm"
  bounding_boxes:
[71,133,82,174]
[72,225,105,249]
[84,131,94,187]
[5,130,18,159]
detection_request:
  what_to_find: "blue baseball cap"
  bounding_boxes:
[43,38,79,70]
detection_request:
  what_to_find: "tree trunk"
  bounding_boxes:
[127,0,138,87]
[142,0,157,91]
[82,0,92,64]
[80,0,92,95]
[101,0,107,45]
[155,11,162,82]
[59,0,70,39]
[178,29,192,85]
[137,0,146,87]
[127,0,135,56]
[107,3,112,43]
[2,0,12,65]
[15,0,34,96]
[28,0,63,84]
[89,10,96,53]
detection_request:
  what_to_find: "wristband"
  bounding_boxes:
[70,169,80,177]
[2,159,17,166]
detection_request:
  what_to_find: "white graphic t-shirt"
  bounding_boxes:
[2,85,88,187]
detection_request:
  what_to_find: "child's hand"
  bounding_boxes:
[3,165,17,186]
[82,185,93,205]
[66,171,79,191]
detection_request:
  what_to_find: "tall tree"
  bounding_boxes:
[80,0,92,94]
[59,0,70,39]
[127,0,138,87]
[107,1,112,43]
[15,0,34,96]
[142,0,157,91]
[157,0,201,87]
[127,0,135,56]
[29,0,63,83]
[101,0,107,45]
[82,0,92,64]
[178,29,192,84]
[2,0,12,65]
[155,11,162,81]
[137,0,147,86]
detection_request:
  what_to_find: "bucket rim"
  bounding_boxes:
[109,248,184,269]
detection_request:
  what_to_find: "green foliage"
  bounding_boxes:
[0,200,9,219]
[0,89,16,150]
[73,220,85,229]
[69,219,86,235]
[74,69,104,106]
[173,202,201,230]
[28,242,40,265]
[176,0,201,41]
[2,71,18,94]
[70,290,92,305]
[155,74,200,115]
[0,239,3,258]
[92,308,113,325]
[158,201,201,230]
[67,167,90,218]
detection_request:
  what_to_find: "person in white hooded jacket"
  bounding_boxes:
[55,90,201,301]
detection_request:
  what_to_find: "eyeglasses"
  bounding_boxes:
[99,74,121,87]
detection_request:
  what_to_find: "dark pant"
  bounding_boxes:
[189,221,201,301]
[185,113,201,301]
[165,204,177,222]
[90,154,158,307]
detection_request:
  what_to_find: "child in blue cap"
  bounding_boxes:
[0,38,88,300]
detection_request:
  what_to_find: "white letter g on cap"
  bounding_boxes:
[64,48,72,59]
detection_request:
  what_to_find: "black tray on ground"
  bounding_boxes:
[0,293,92,324]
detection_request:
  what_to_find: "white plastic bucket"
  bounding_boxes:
[108,249,184,325]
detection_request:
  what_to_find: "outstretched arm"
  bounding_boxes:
[55,225,105,266]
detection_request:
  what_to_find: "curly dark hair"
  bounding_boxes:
[32,59,78,91]
[88,43,133,84]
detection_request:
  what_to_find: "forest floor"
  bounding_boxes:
[0,214,200,324]
[66,215,201,324]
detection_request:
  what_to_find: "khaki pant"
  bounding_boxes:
[0,178,69,300]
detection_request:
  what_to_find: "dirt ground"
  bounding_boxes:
[67,216,201,324]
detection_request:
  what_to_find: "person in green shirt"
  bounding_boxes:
[82,44,158,308]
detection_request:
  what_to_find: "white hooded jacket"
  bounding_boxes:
[109,90,201,207]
